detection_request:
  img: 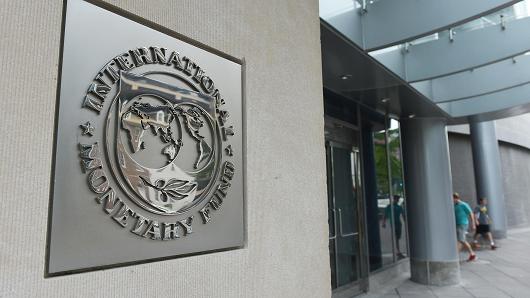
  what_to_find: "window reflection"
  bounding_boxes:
[373,129,394,268]
[365,118,408,272]
[388,119,408,257]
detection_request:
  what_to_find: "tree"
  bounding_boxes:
[373,129,404,197]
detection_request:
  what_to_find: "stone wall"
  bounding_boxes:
[448,120,530,228]
[0,0,330,297]
[499,142,530,227]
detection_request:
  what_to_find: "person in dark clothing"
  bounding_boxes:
[382,195,406,259]
[473,197,497,250]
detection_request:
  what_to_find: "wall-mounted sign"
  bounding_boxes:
[46,0,244,275]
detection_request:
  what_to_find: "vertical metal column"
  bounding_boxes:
[401,117,460,286]
[384,115,397,263]
[361,123,383,271]
[469,120,507,239]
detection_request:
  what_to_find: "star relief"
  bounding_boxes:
[80,121,95,136]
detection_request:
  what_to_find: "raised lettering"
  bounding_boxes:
[162,222,180,240]
[114,54,134,71]
[217,181,231,197]
[130,47,154,66]
[222,126,235,141]
[83,94,103,113]
[131,214,152,237]
[212,89,225,107]
[150,47,167,64]
[80,156,102,173]
[182,56,196,75]
[217,161,235,197]
[146,221,162,240]
[192,66,204,83]
[166,51,184,70]
[223,161,235,179]
[209,195,222,210]
[79,143,102,172]
[112,203,134,227]
[95,188,121,214]
[178,216,193,235]
[88,169,109,194]
[199,206,211,224]
[102,63,120,84]
[87,82,110,101]
[200,76,215,94]
[94,73,112,88]
[218,110,229,126]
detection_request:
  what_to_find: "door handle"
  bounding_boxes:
[329,209,336,240]
[338,208,358,238]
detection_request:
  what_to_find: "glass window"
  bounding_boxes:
[364,117,409,272]
[372,128,394,268]
[388,119,408,258]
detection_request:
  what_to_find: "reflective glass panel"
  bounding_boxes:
[333,147,359,287]
[373,129,394,267]
[369,0,530,54]
[325,120,364,291]
[388,119,408,258]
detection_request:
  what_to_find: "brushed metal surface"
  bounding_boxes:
[47,0,244,275]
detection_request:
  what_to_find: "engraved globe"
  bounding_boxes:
[106,71,220,215]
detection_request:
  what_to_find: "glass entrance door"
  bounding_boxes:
[326,119,367,296]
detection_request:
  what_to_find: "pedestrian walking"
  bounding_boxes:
[453,192,477,261]
[473,197,497,250]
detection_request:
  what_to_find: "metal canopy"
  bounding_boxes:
[361,0,519,51]
[372,16,530,83]
[411,54,530,103]
[439,82,530,118]
[321,0,530,123]
[324,0,519,51]
[320,21,448,120]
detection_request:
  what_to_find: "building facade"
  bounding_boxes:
[2,0,530,297]
[449,114,530,228]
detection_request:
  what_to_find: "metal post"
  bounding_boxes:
[384,114,397,263]
[401,117,460,286]
[469,120,507,239]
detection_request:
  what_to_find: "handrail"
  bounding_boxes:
[338,208,358,237]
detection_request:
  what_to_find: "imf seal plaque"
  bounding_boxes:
[46,0,244,275]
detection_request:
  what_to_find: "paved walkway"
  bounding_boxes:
[363,227,530,298]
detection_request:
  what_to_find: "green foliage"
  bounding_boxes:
[373,129,404,196]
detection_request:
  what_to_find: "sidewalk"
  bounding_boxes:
[363,227,530,298]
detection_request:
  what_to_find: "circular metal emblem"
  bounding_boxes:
[106,71,221,215]
[77,47,235,240]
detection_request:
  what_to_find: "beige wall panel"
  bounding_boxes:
[0,0,330,297]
